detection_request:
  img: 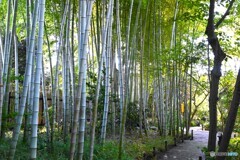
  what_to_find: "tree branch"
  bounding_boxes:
[215,0,235,29]
[205,0,215,35]
[191,92,209,121]
[187,73,209,93]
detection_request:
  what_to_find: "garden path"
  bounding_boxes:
[158,127,208,160]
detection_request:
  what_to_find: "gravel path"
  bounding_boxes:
[158,127,209,160]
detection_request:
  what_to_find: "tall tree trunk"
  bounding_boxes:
[8,1,38,159]
[70,1,94,159]
[116,0,124,125]
[69,1,75,131]
[111,58,116,138]
[118,0,134,159]
[139,25,144,137]
[0,31,3,137]
[142,0,151,137]
[63,3,71,141]
[1,1,11,112]
[184,71,189,136]
[100,1,113,143]
[216,69,240,160]
[187,26,195,136]
[1,0,14,138]
[27,47,35,144]
[51,0,69,149]
[41,60,50,145]
[205,0,234,151]
[13,34,19,119]
[77,51,87,160]
[30,0,46,158]
[89,0,113,159]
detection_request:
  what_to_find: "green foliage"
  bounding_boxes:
[126,101,139,130]
[201,137,240,160]
[1,111,18,133]
[178,0,209,21]
[1,0,240,159]
[201,147,215,160]
[218,71,236,130]
[125,136,174,159]
[47,106,53,126]
[0,132,70,160]
[0,124,175,160]
[86,70,116,137]
[86,71,100,102]
[83,140,132,160]
[10,69,24,83]
[234,109,240,133]
[0,135,133,160]
[228,137,240,159]
[86,70,121,136]
[0,1,7,31]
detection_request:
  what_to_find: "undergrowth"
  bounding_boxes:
[125,136,173,159]
[201,137,240,160]
[0,131,173,160]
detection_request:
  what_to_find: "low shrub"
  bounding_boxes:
[0,131,173,160]
[228,137,240,159]
[125,136,174,159]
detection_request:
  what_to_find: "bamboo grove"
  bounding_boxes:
[0,0,240,159]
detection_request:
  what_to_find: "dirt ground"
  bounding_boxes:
[158,127,208,160]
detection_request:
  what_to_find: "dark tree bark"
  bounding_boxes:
[205,0,235,151]
[216,70,240,160]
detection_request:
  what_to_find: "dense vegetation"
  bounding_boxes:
[0,0,239,159]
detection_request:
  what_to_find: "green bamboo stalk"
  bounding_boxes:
[89,0,113,159]
[30,0,46,159]
[70,1,94,159]
[100,0,114,143]
[8,0,39,159]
